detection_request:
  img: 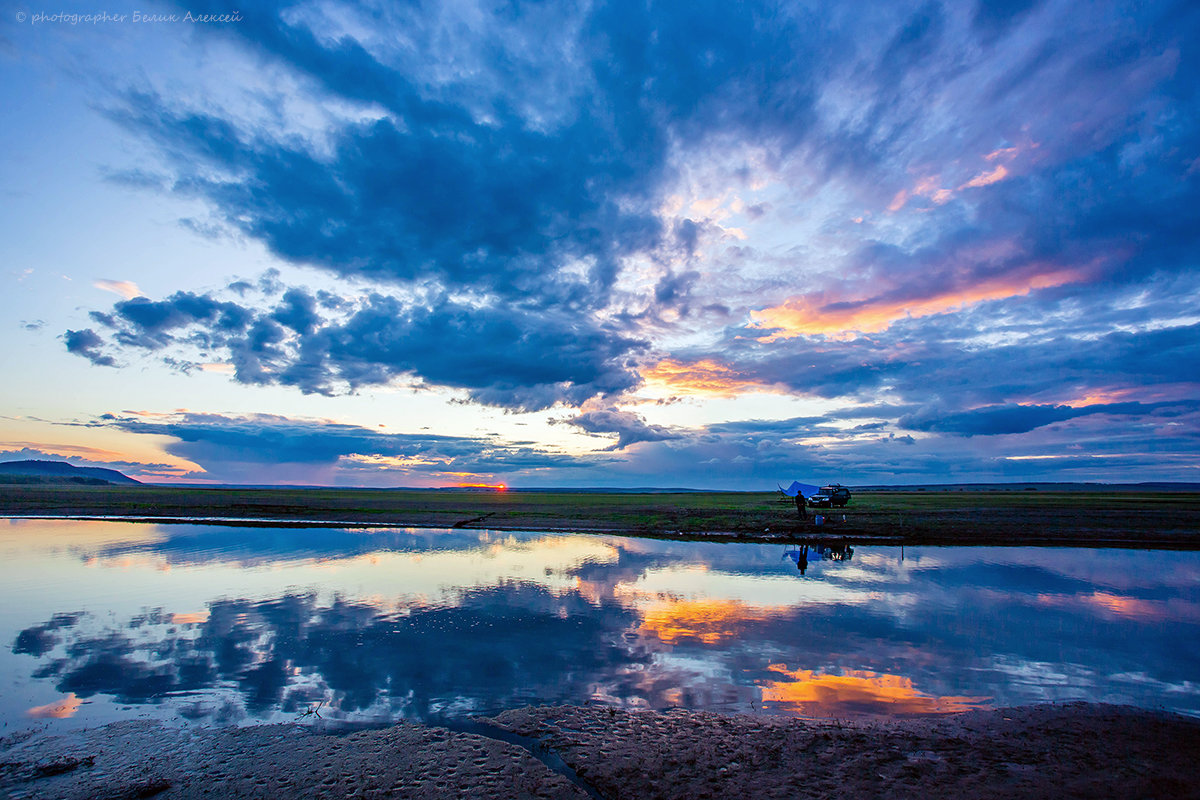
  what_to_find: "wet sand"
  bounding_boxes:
[3,703,1198,799]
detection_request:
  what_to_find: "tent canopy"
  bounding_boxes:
[779,481,821,499]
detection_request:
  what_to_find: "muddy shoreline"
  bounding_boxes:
[3,704,1198,799]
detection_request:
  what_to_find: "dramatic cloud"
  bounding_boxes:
[50,0,1200,483]
[80,284,645,411]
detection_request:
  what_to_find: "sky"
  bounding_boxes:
[1,0,1198,489]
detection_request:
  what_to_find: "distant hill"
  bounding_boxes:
[0,459,140,485]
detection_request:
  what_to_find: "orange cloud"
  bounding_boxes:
[641,358,776,396]
[199,362,236,374]
[93,279,143,299]
[28,694,84,719]
[888,175,953,211]
[750,266,1084,338]
[1062,388,1138,407]
[930,188,953,204]
[171,611,210,624]
[760,664,989,716]
[960,164,1009,189]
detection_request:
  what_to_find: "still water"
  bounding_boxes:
[2,519,1198,734]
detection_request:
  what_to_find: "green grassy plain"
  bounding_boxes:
[2,482,1199,547]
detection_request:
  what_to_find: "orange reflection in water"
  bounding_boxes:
[1082,591,1165,620]
[760,664,990,716]
[1034,591,1195,622]
[27,694,84,719]
[638,598,777,645]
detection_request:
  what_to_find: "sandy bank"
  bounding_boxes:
[3,703,1198,799]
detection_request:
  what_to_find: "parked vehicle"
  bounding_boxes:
[807,484,851,508]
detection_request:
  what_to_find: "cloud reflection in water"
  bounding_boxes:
[6,521,1200,726]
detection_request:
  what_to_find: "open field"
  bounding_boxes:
[2,483,1199,547]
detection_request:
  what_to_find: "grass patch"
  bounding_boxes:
[1,484,1198,547]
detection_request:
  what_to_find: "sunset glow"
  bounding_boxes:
[640,358,777,396]
[0,0,1194,488]
[750,267,1086,339]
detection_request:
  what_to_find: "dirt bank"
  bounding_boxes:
[3,703,1198,799]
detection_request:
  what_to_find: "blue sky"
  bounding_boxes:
[1,0,1197,488]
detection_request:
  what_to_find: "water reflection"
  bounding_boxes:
[760,665,988,716]
[3,519,1199,731]
[783,542,854,575]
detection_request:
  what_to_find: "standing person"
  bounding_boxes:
[794,492,808,519]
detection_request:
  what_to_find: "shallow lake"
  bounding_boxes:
[2,519,1198,735]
